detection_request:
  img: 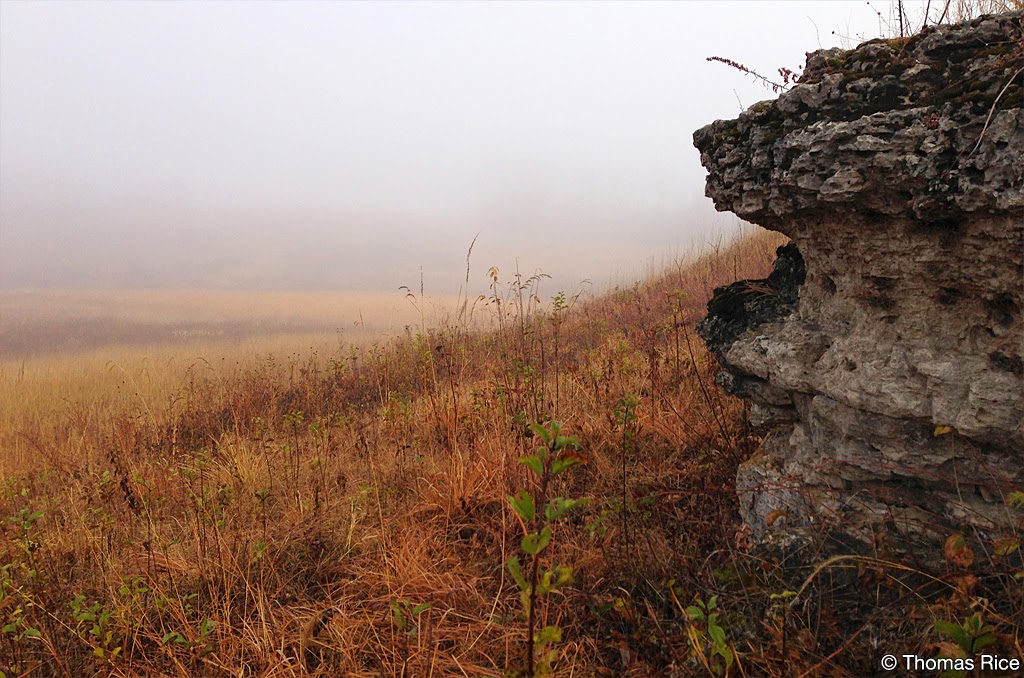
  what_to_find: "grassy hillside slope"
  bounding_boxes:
[5,228,1019,677]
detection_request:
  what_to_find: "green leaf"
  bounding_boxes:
[1008,491,1024,508]
[529,423,551,444]
[708,622,726,647]
[522,527,552,556]
[965,613,984,636]
[545,496,589,521]
[994,537,1020,556]
[1,624,17,634]
[536,569,553,596]
[716,643,734,668]
[23,627,41,638]
[550,458,574,476]
[686,606,705,621]
[973,632,998,653]
[519,455,544,477]
[935,620,970,651]
[506,556,528,589]
[539,647,560,673]
[390,601,406,629]
[551,449,587,476]
[508,489,535,522]
[412,602,432,616]
[537,625,562,644]
[161,631,187,645]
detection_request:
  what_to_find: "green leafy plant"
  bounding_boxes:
[160,618,216,656]
[391,598,432,672]
[506,421,589,677]
[70,595,121,662]
[1,492,47,676]
[0,606,40,677]
[9,490,43,559]
[681,593,734,676]
[0,563,41,643]
[999,490,1024,578]
[390,599,431,636]
[612,393,640,550]
[935,612,998,663]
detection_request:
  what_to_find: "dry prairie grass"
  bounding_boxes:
[3,228,1018,677]
[0,289,453,356]
[0,289,454,479]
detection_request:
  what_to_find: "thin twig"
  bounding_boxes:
[967,64,1024,159]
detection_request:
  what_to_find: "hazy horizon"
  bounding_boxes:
[1,1,907,295]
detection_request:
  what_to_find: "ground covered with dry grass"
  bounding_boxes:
[2,229,1022,677]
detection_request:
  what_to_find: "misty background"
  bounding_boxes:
[1,1,896,295]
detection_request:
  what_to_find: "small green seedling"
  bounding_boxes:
[684,594,734,676]
[506,421,589,677]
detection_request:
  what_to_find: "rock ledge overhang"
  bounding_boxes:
[694,12,1023,555]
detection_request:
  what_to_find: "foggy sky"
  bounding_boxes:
[1,1,898,294]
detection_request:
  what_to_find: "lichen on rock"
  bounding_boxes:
[694,12,1024,559]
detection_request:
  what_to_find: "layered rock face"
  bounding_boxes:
[694,13,1023,556]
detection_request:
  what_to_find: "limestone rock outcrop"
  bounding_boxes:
[694,13,1023,557]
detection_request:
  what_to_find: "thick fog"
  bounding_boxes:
[1,1,899,294]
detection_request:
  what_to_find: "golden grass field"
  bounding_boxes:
[0,288,457,355]
[0,289,459,478]
[2,229,1021,677]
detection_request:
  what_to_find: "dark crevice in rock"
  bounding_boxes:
[697,242,806,358]
[937,287,962,306]
[987,292,1019,326]
[990,350,1024,375]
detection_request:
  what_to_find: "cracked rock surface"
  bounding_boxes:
[694,13,1023,557]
